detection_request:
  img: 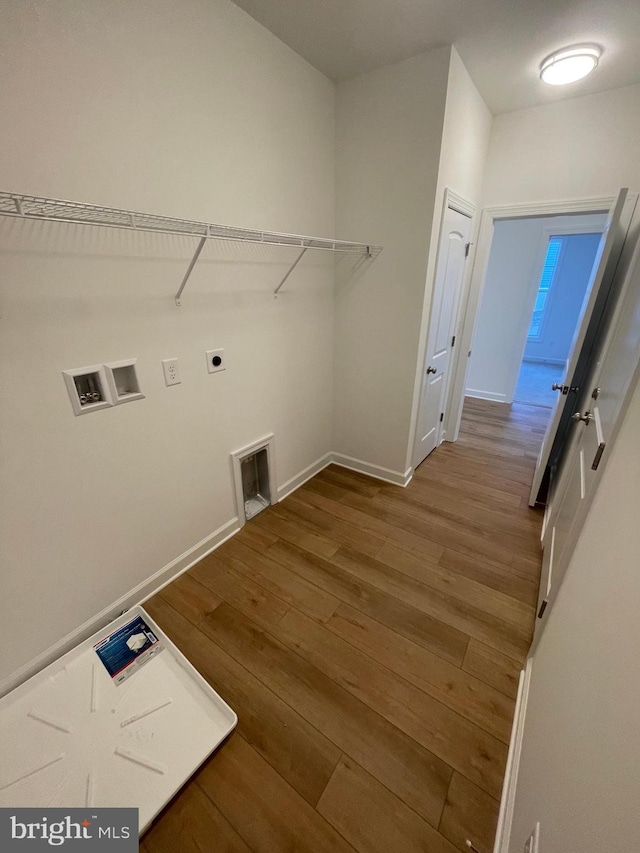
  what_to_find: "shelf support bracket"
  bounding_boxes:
[175,236,207,306]
[274,247,308,299]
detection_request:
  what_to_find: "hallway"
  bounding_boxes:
[141,398,545,853]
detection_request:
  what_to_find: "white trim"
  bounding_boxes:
[277,453,333,501]
[138,518,240,603]
[332,453,413,487]
[279,450,412,498]
[0,516,241,698]
[466,389,508,403]
[494,657,533,853]
[541,496,552,542]
[522,357,566,366]
[446,188,476,219]
[482,197,614,220]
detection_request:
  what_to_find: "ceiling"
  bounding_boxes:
[231,0,640,114]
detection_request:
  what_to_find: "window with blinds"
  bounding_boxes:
[527,236,563,339]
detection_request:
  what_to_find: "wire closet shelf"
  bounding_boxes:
[0,191,382,304]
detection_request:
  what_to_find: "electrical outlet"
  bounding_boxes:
[524,822,540,853]
[162,358,181,386]
[206,348,225,374]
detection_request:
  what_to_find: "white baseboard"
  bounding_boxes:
[493,657,533,853]
[331,453,413,487]
[522,357,566,366]
[0,516,241,699]
[466,388,508,403]
[1,447,412,698]
[137,517,241,604]
[277,453,333,502]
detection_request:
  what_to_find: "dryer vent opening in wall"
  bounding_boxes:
[231,434,277,525]
[241,449,270,519]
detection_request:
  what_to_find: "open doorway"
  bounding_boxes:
[435,190,636,511]
[513,229,604,408]
[465,212,607,420]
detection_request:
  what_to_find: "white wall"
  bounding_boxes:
[467,214,606,403]
[435,47,493,209]
[0,0,336,685]
[333,46,491,478]
[333,48,451,477]
[508,378,640,852]
[524,232,602,364]
[483,83,640,207]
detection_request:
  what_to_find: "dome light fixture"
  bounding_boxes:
[540,45,601,85]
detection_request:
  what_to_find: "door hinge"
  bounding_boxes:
[537,599,548,619]
[439,412,444,422]
[464,242,471,258]
[451,335,456,347]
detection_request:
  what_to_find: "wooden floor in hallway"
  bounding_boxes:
[140,398,548,853]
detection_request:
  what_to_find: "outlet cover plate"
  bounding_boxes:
[206,349,225,374]
[162,358,181,386]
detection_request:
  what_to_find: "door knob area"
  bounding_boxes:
[572,411,594,424]
[551,383,565,391]
[426,366,437,375]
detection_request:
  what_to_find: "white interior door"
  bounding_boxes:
[534,228,640,642]
[528,189,630,506]
[413,205,472,467]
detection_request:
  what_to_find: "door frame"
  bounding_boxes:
[409,187,476,470]
[446,195,617,443]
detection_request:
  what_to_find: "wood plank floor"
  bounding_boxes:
[140,398,547,853]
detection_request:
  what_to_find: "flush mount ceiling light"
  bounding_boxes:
[540,46,601,85]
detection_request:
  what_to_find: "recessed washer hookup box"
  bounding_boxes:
[94,615,163,685]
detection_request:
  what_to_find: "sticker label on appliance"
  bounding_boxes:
[94,616,162,685]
